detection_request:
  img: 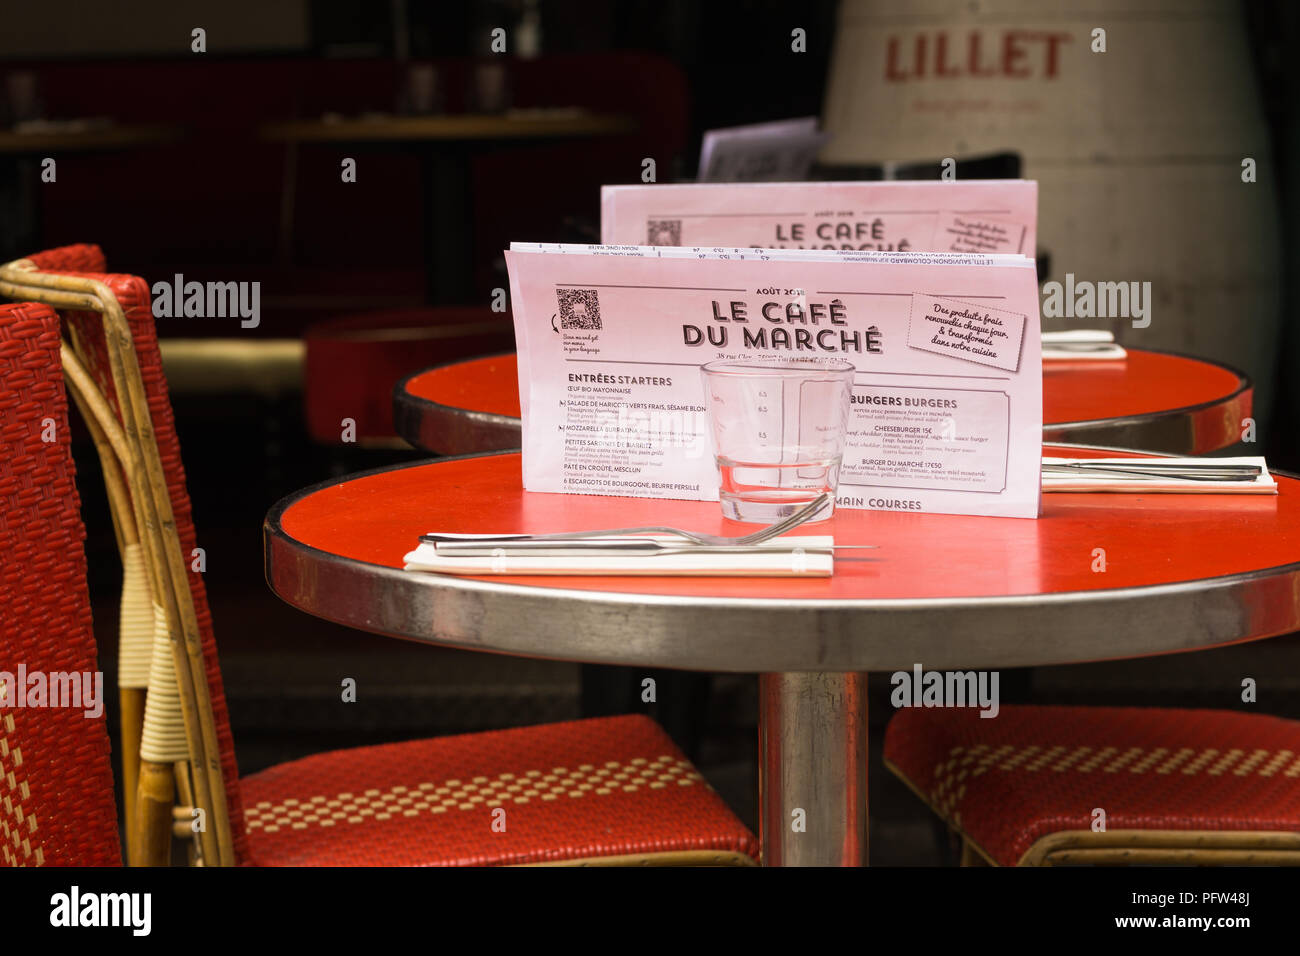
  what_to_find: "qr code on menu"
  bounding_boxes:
[646,219,681,245]
[557,289,601,330]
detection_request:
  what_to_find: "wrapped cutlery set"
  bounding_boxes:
[1040,329,1127,360]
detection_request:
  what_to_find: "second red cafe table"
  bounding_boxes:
[265,445,1300,866]
[394,349,1253,456]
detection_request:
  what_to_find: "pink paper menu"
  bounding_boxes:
[601,180,1037,256]
[505,244,1043,519]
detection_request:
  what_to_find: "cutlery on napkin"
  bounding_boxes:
[1041,329,1127,360]
[1042,457,1275,494]
[403,534,836,577]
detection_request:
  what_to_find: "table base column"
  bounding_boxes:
[759,671,868,867]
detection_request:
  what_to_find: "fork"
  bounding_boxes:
[422,491,832,549]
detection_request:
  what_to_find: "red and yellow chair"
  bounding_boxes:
[0,245,759,867]
[885,704,1300,865]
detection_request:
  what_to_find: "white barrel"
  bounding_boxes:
[822,0,1281,436]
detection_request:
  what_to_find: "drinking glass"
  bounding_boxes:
[700,358,855,523]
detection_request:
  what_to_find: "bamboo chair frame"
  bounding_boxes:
[67,350,192,866]
[60,342,146,857]
[0,261,235,867]
[955,831,1300,866]
[521,850,759,867]
[53,320,199,866]
[44,323,176,864]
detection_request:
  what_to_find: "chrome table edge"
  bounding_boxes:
[263,448,1300,674]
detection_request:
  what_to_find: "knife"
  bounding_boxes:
[431,540,840,558]
[1042,461,1261,482]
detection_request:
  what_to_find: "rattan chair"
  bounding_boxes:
[885,704,1300,865]
[20,245,159,860]
[0,246,760,867]
[0,301,121,866]
[0,252,223,865]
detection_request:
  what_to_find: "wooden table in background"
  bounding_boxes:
[0,124,181,154]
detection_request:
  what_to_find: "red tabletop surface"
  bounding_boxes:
[278,447,1299,604]
[1042,350,1244,425]
[405,354,523,418]
[403,350,1248,428]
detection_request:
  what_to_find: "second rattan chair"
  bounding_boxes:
[885,704,1300,865]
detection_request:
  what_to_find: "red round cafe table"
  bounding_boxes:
[264,446,1300,866]
[393,350,1252,456]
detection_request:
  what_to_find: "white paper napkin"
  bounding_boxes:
[403,534,835,577]
[1041,329,1127,361]
[1042,457,1275,494]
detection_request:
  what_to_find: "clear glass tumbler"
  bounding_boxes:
[700,358,855,523]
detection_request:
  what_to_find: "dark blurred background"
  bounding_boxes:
[2,0,1297,864]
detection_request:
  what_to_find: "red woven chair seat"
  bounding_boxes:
[241,715,759,866]
[884,705,1300,866]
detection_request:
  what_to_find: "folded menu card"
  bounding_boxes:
[1041,457,1275,494]
[505,242,1044,519]
[601,180,1037,256]
[697,117,830,183]
[403,535,835,577]
[1041,329,1127,361]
